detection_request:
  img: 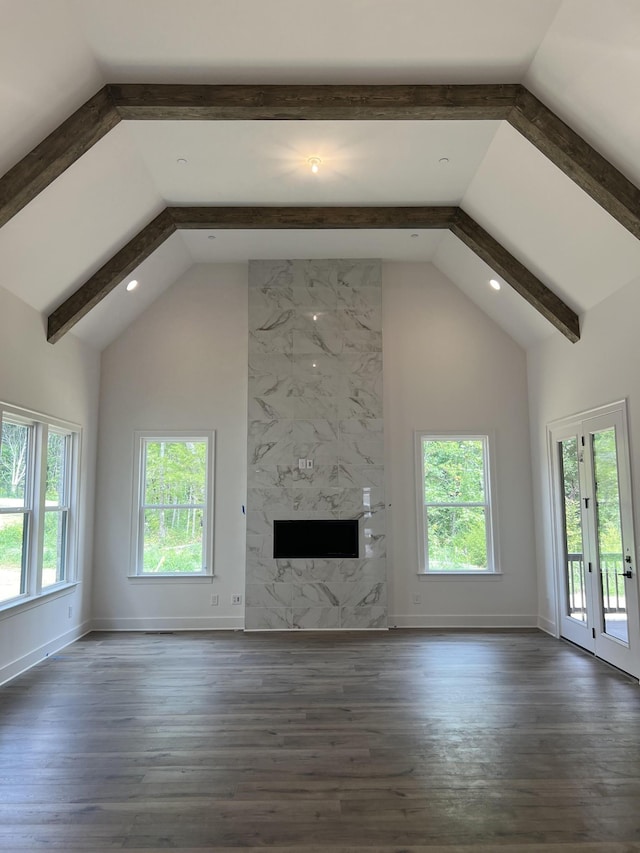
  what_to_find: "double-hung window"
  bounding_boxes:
[0,405,79,608]
[131,433,214,576]
[416,433,498,574]
[43,431,73,589]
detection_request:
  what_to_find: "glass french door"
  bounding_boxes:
[550,402,640,677]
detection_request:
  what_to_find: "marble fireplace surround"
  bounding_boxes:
[245,259,387,630]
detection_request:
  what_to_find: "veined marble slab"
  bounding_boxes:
[245,607,292,630]
[338,463,385,488]
[246,557,292,583]
[249,260,294,288]
[245,583,293,608]
[248,395,295,421]
[291,286,337,309]
[340,605,387,629]
[292,607,340,630]
[246,259,386,631]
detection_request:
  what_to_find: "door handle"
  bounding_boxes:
[618,570,633,579]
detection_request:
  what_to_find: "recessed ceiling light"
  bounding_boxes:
[308,157,321,174]
[439,157,450,165]
[177,157,188,165]
[126,279,139,292]
[489,279,501,291]
[208,234,216,240]
[410,233,419,238]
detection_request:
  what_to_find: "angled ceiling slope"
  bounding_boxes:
[3,84,639,343]
[47,206,579,344]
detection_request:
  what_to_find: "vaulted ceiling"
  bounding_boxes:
[2,0,639,350]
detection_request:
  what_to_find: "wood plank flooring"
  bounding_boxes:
[1,629,640,852]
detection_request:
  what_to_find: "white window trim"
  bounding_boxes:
[0,402,81,613]
[129,430,215,579]
[414,431,500,576]
[42,429,74,592]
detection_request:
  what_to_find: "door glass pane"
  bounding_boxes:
[559,437,586,621]
[592,428,628,644]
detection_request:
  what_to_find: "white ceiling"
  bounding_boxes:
[70,0,563,83]
[525,0,640,186]
[125,120,500,206]
[2,0,639,350]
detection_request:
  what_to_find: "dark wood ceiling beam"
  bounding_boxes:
[169,205,459,229]
[108,83,519,121]
[47,209,176,344]
[46,206,580,344]
[508,88,640,241]
[451,210,580,343]
[3,83,639,242]
[0,87,120,229]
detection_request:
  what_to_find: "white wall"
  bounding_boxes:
[93,260,539,631]
[92,264,248,630]
[528,274,640,634]
[0,285,100,683]
[383,263,538,626]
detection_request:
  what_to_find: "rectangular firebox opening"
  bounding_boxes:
[273,519,359,559]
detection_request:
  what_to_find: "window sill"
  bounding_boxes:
[0,582,79,620]
[417,572,503,580]
[127,574,215,584]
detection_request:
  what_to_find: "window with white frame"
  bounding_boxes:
[131,433,214,576]
[416,433,498,574]
[0,405,79,607]
[43,430,73,589]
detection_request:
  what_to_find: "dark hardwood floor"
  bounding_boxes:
[1,629,640,852]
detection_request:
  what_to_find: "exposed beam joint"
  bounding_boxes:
[47,206,580,345]
[0,87,120,229]
[47,210,176,344]
[451,209,580,343]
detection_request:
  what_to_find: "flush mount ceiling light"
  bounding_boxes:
[308,157,321,174]
[126,279,139,292]
[489,278,502,291]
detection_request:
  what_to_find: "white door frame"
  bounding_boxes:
[548,399,640,678]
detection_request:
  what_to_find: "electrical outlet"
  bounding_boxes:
[298,458,306,470]
[231,594,242,605]
[210,594,219,606]
[411,593,421,605]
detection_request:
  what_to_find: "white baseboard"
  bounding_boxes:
[0,620,91,685]
[388,614,538,629]
[537,615,558,636]
[91,616,244,631]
